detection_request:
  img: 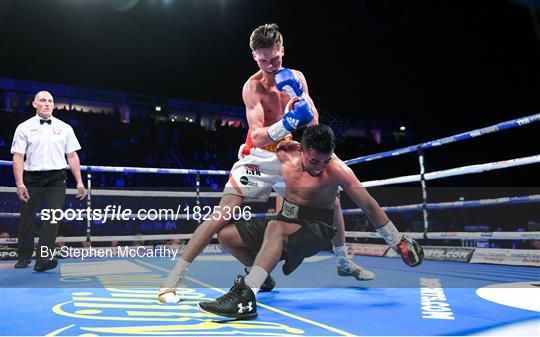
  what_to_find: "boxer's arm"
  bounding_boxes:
[336,158,389,227]
[243,81,277,148]
[295,71,319,125]
[337,157,424,266]
[276,140,300,163]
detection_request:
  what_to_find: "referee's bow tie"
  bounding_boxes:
[40,119,51,125]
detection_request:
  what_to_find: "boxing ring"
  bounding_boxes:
[0,113,539,336]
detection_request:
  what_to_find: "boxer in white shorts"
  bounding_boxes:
[158,23,374,303]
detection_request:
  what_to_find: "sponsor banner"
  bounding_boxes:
[155,243,223,255]
[385,246,475,262]
[0,248,18,260]
[423,246,475,262]
[470,248,540,266]
[348,243,389,257]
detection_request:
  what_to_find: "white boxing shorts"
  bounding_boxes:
[224,140,288,201]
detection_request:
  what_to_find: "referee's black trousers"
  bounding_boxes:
[17,170,66,260]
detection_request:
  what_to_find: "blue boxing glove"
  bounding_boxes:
[268,97,313,141]
[275,68,303,98]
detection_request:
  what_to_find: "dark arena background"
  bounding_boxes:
[0,1,539,336]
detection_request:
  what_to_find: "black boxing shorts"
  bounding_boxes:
[235,198,336,275]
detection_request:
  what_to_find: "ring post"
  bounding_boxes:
[196,172,201,224]
[417,146,429,238]
[86,167,92,242]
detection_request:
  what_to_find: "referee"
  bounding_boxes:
[10,91,87,272]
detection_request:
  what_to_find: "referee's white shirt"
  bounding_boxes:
[10,115,81,171]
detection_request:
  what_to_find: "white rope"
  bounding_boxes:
[341,195,540,214]
[345,231,540,240]
[1,155,538,198]
[362,154,540,187]
[0,212,193,220]
[0,186,224,198]
[1,230,537,245]
[0,233,216,244]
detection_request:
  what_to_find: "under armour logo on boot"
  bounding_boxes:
[237,301,253,314]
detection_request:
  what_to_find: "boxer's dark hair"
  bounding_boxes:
[250,23,283,50]
[301,124,336,154]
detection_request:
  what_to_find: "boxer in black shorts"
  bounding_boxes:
[199,124,424,320]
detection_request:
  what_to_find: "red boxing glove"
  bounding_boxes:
[397,235,424,267]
